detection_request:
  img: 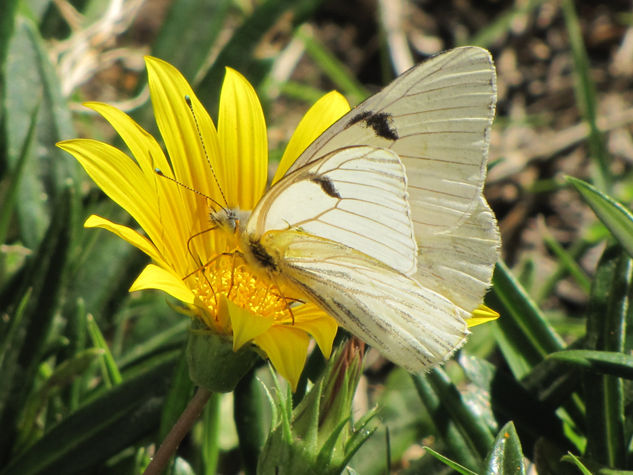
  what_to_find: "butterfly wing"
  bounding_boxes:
[241,49,499,370]
[416,196,499,314]
[246,145,418,275]
[285,46,497,234]
[259,230,468,371]
[282,46,499,314]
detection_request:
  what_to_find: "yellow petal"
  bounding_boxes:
[84,102,170,176]
[254,326,309,392]
[83,102,203,267]
[222,295,274,351]
[218,68,267,209]
[273,91,350,183]
[84,215,168,268]
[130,264,195,304]
[466,304,500,327]
[291,303,338,359]
[58,139,164,245]
[145,56,225,219]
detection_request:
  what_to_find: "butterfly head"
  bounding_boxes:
[210,207,250,235]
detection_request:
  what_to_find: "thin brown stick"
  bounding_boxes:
[144,387,212,475]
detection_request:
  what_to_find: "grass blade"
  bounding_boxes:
[489,260,565,378]
[583,245,628,468]
[0,186,76,464]
[561,0,611,192]
[567,176,633,259]
[86,314,122,387]
[423,446,478,475]
[549,350,633,379]
[1,358,177,475]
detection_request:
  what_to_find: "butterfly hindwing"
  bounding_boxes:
[259,230,469,371]
[246,145,418,275]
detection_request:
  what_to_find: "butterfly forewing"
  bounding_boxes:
[286,46,496,233]
[246,146,418,275]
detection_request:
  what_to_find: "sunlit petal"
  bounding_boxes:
[57,139,164,245]
[291,303,338,359]
[255,326,310,391]
[223,296,274,351]
[146,56,226,261]
[466,304,500,327]
[84,215,168,268]
[130,263,195,304]
[84,102,170,176]
[218,68,267,209]
[273,91,350,183]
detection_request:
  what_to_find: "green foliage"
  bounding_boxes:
[2,1,633,474]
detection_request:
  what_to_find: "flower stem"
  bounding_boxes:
[144,387,212,475]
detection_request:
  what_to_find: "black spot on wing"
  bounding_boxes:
[366,112,399,140]
[249,237,277,270]
[310,175,342,198]
[347,110,373,126]
[346,110,399,141]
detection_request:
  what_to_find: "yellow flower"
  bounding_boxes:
[58,57,349,390]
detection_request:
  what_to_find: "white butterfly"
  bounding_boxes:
[222,46,499,371]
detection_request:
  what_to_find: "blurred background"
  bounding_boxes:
[1,0,633,474]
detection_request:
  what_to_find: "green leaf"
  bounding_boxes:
[14,348,104,452]
[483,422,526,475]
[294,26,368,104]
[4,14,79,248]
[411,368,494,471]
[583,246,628,468]
[560,453,593,475]
[350,368,427,475]
[560,453,633,475]
[340,406,378,467]
[158,350,195,441]
[549,350,633,379]
[0,186,76,464]
[489,260,565,378]
[459,354,569,453]
[86,313,122,387]
[469,0,548,48]
[0,0,18,71]
[1,357,177,475]
[64,207,149,326]
[422,446,478,475]
[0,100,39,248]
[118,318,188,370]
[567,176,633,259]
[542,231,591,294]
[202,392,222,475]
[234,369,267,475]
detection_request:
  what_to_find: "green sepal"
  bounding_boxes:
[185,321,259,393]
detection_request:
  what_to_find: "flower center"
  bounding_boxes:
[187,252,295,333]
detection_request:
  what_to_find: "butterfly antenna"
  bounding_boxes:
[185,95,229,209]
[153,168,225,211]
